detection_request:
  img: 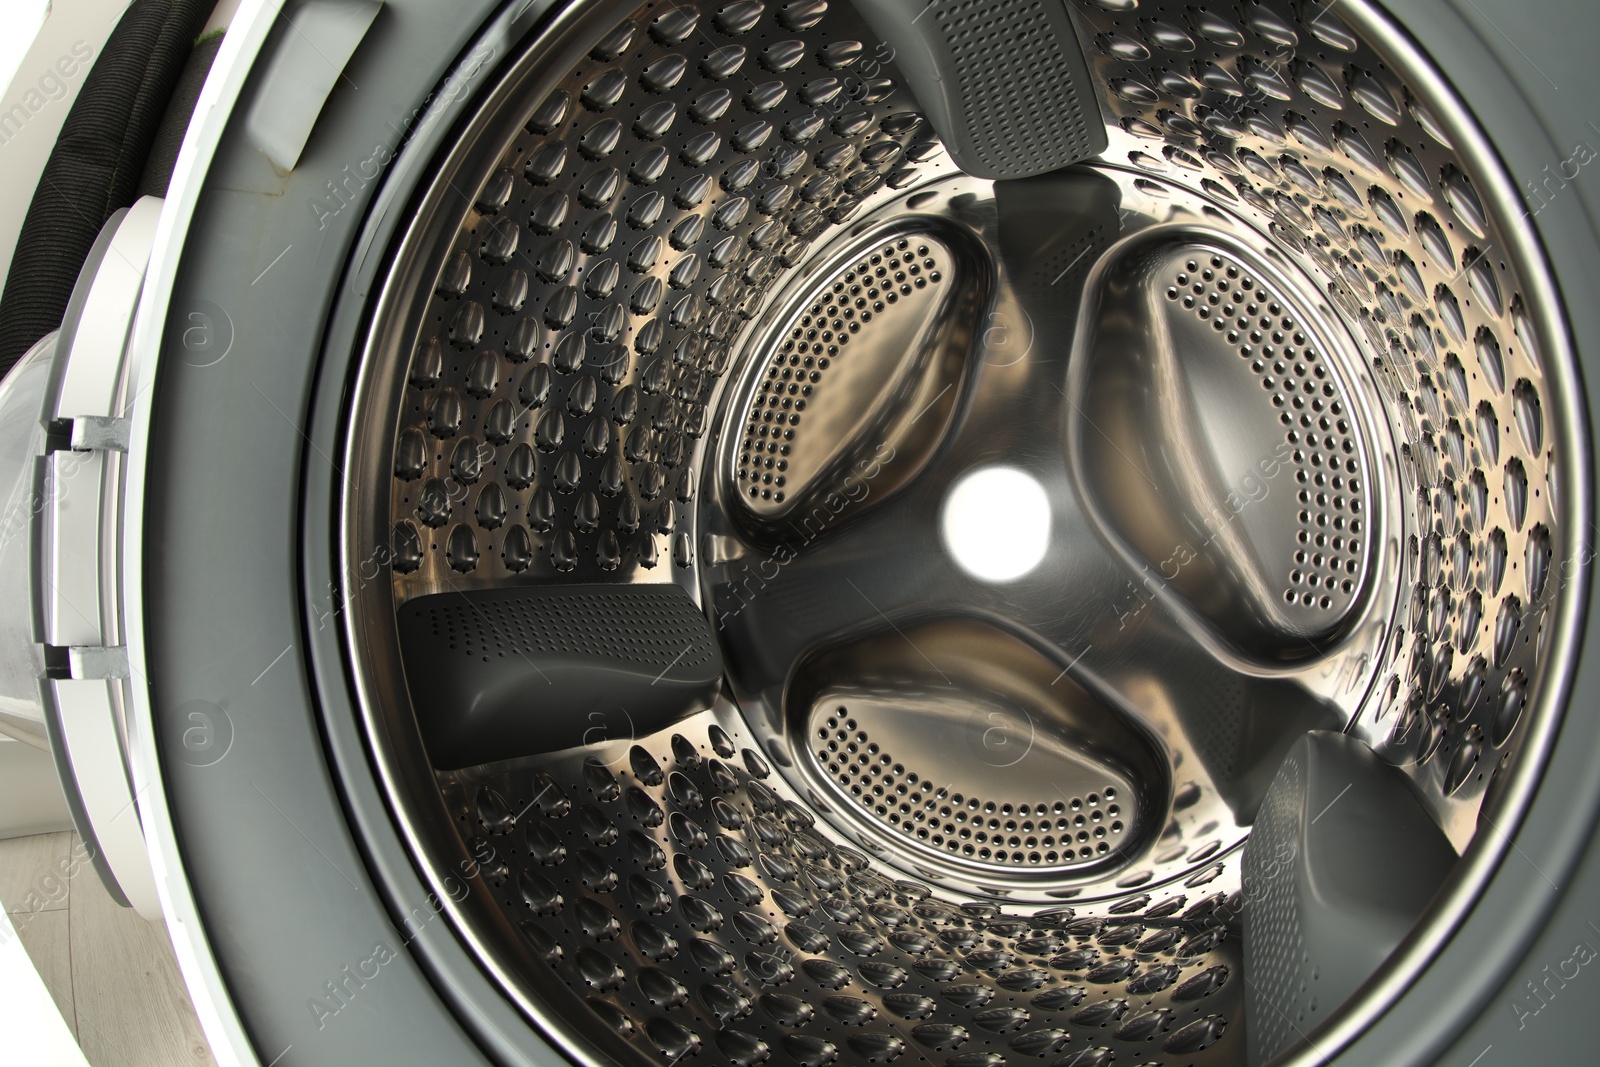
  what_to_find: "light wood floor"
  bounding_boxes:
[0,831,216,1066]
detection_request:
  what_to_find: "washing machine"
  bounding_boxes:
[1,0,1597,1064]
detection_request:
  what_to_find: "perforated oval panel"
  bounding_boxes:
[736,234,947,514]
[816,711,1129,867]
[1163,251,1367,617]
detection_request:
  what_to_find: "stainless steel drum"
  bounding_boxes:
[330,1,1584,1065]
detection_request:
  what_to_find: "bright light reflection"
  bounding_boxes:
[941,466,1052,583]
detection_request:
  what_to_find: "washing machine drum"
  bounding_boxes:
[97,0,1599,1065]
